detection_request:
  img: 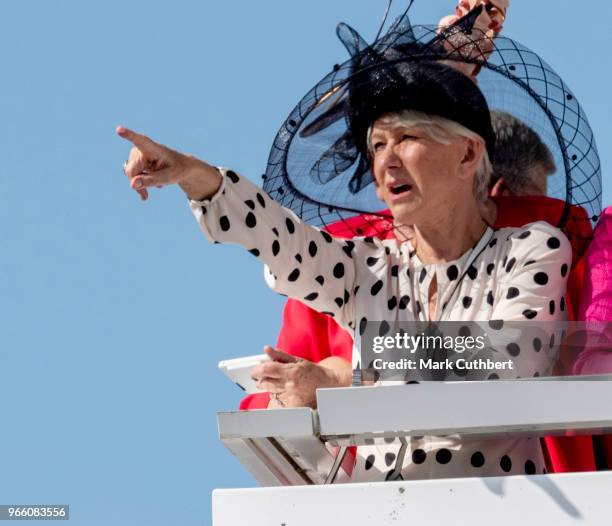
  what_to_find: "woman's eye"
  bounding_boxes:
[373,142,385,152]
[401,134,417,141]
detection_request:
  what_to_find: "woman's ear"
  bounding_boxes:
[458,137,484,179]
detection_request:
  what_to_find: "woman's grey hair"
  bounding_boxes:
[366,110,493,202]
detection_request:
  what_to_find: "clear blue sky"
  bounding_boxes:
[0,1,610,524]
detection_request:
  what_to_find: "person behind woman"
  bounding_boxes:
[119,59,571,480]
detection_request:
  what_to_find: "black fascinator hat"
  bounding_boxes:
[262,4,601,257]
[347,59,495,165]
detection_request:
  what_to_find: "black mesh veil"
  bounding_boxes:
[262,7,601,258]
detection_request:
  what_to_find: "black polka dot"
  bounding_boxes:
[467,266,478,280]
[454,363,469,377]
[288,268,300,282]
[220,216,230,231]
[549,300,555,315]
[244,199,255,210]
[533,337,542,352]
[343,241,355,258]
[353,285,360,295]
[489,319,504,330]
[505,257,516,273]
[524,460,536,475]
[272,227,279,237]
[388,297,398,310]
[487,263,495,276]
[500,455,512,472]
[507,287,519,299]
[488,373,499,380]
[506,343,520,357]
[384,437,396,444]
[462,296,473,309]
[447,265,459,281]
[399,295,410,309]
[419,268,427,283]
[436,449,452,464]
[315,275,324,286]
[471,452,485,468]
[416,301,422,315]
[334,297,343,308]
[524,260,536,266]
[487,291,494,306]
[200,207,207,215]
[379,321,390,336]
[295,253,302,263]
[272,240,280,256]
[333,262,345,279]
[523,309,538,320]
[459,325,471,337]
[359,317,368,336]
[366,257,378,267]
[549,333,555,349]
[304,292,318,301]
[409,250,416,258]
[308,241,317,257]
[534,272,549,285]
[364,236,374,244]
[248,248,260,257]
[517,230,531,239]
[226,170,239,183]
[385,452,396,467]
[560,297,566,312]
[365,454,375,470]
[547,237,561,249]
[256,193,266,207]
[343,290,350,304]
[370,280,384,296]
[391,265,399,277]
[321,230,332,243]
[488,238,497,248]
[385,247,391,256]
[412,449,427,464]
[561,263,568,277]
[285,218,295,234]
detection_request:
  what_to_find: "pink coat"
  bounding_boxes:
[574,207,612,375]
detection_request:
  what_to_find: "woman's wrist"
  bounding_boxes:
[179,157,223,201]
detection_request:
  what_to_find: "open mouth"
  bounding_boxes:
[390,183,412,195]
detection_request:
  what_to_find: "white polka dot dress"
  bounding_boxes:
[191,169,572,481]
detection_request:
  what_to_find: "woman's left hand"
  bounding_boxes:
[251,346,347,409]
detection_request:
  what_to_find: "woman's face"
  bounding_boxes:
[370,114,478,227]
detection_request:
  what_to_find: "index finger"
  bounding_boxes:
[116,125,161,157]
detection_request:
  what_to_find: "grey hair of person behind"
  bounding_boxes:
[366,110,493,202]
[488,110,556,194]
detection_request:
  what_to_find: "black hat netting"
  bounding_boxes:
[262,8,601,259]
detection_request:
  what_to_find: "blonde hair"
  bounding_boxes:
[366,110,493,201]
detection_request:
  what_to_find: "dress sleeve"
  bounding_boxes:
[491,221,572,322]
[189,168,358,331]
[488,222,572,377]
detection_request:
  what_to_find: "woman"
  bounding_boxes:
[119,59,572,481]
